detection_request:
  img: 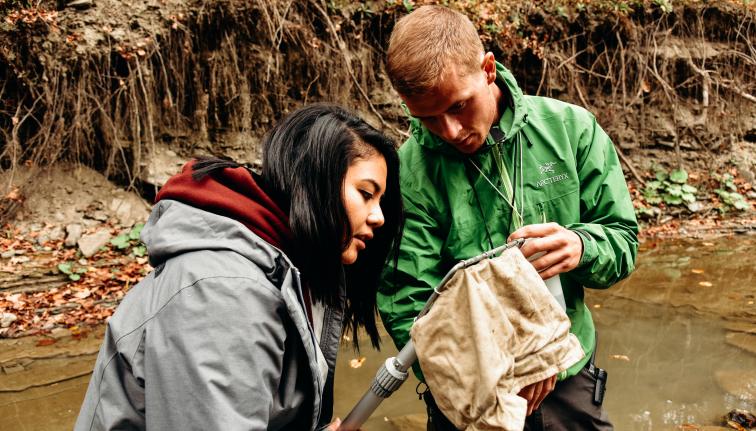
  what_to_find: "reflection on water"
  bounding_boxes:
[592,298,756,430]
[1,237,754,430]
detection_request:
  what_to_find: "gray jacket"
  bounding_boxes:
[75,200,343,430]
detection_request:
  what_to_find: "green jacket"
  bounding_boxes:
[377,62,638,380]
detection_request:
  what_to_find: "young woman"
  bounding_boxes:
[75,104,403,430]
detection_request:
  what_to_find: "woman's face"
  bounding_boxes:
[341,152,387,265]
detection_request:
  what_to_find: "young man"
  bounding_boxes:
[377,6,639,431]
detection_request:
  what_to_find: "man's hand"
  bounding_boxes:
[326,418,342,430]
[518,374,557,416]
[508,223,583,280]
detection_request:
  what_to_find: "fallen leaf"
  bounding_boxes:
[691,269,704,274]
[699,281,713,287]
[349,357,367,368]
[593,304,602,309]
[609,354,630,361]
[36,338,57,346]
[74,288,91,299]
[702,242,715,247]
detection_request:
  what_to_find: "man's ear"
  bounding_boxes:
[482,52,497,84]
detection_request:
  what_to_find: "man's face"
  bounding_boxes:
[400,54,500,154]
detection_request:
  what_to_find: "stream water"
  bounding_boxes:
[1,236,754,430]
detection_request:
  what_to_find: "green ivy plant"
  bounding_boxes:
[58,262,87,281]
[714,173,750,212]
[110,224,147,257]
[642,168,698,207]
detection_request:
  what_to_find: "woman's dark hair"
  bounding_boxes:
[264,104,403,349]
[197,104,402,349]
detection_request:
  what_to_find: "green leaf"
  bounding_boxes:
[682,193,696,203]
[110,234,130,250]
[402,0,413,12]
[663,194,683,205]
[646,195,662,205]
[129,223,144,240]
[132,245,147,257]
[682,184,697,193]
[667,184,683,196]
[670,169,688,184]
[69,273,81,281]
[57,262,73,275]
[734,200,750,210]
[646,180,662,190]
[655,171,669,182]
[76,267,88,274]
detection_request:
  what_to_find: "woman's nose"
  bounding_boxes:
[367,204,385,228]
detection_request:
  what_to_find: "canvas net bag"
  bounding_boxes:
[410,247,584,431]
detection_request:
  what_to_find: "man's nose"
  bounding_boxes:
[438,115,462,142]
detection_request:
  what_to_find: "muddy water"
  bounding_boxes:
[2,237,754,430]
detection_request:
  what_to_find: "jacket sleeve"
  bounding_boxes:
[377,187,447,354]
[565,114,639,288]
[144,276,293,430]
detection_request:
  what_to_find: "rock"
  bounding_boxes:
[49,226,65,242]
[10,256,30,264]
[78,230,111,257]
[50,327,71,339]
[1,250,15,259]
[91,210,109,222]
[140,143,186,187]
[716,371,756,401]
[726,332,756,356]
[54,211,66,222]
[67,0,94,11]
[110,194,149,227]
[724,322,756,334]
[65,224,83,247]
[1,313,18,328]
[36,234,50,246]
[686,201,704,213]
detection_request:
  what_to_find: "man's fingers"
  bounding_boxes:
[508,222,561,241]
[518,384,535,401]
[529,382,545,415]
[326,418,342,430]
[533,375,558,412]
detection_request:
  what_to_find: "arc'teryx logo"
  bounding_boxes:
[538,162,557,175]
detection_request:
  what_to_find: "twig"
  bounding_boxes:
[718,82,756,104]
[615,147,646,187]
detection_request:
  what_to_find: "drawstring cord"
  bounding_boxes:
[468,132,525,230]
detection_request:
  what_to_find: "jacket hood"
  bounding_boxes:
[155,160,292,254]
[141,199,293,274]
[144,160,292,272]
[408,62,530,156]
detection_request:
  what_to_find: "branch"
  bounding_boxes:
[616,146,646,187]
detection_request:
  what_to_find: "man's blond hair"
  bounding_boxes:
[386,6,484,96]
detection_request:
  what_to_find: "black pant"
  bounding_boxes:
[425,367,613,431]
